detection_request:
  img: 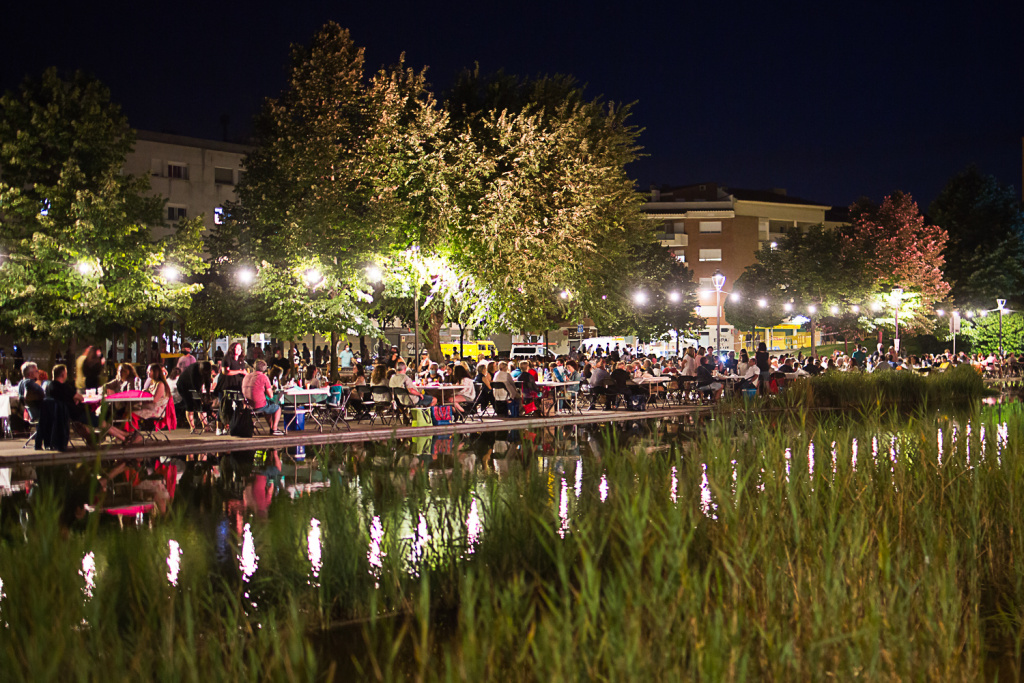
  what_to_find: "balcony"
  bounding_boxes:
[658,232,688,248]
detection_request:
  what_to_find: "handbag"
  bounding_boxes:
[229,408,254,438]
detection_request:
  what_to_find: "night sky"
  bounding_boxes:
[4,1,1022,209]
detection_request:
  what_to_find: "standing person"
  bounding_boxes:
[313,345,323,368]
[213,345,224,363]
[339,343,354,369]
[77,346,105,391]
[755,342,771,395]
[242,360,284,435]
[220,342,246,389]
[176,342,196,374]
[301,343,311,362]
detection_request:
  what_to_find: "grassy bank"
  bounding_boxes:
[2,405,1023,680]
[758,363,988,412]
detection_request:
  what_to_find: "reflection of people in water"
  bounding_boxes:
[243,449,282,518]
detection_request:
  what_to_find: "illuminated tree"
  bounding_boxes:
[0,69,204,345]
[960,311,1024,355]
[847,191,951,334]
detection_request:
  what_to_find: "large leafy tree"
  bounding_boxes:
[960,310,1024,355]
[724,264,787,346]
[0,69,204,344]
[928,166,1024,307]
[217,23,445,371]
[847,191,950,335]
[440,70,654,336]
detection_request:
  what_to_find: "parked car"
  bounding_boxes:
[510,344,556,360]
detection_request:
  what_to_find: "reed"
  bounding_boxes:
[1,404,1022,680]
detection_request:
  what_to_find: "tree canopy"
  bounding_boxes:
[0,69,204,343]
[928,166,1024,307]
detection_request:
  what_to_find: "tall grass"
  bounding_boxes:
[2,404,1023,680]
[766,364,986,412]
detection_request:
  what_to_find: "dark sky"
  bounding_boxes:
[4,1,1022,209]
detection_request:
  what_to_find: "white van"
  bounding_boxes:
[510,344,555,360]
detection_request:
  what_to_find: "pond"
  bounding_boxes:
[2,402,1023,680]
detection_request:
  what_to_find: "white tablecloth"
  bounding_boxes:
[0,394,12,419]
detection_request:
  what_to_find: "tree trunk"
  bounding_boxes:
[426,309,444,362]
[459,325,466,359]
[810,317,817,358]
[330,330,338,382]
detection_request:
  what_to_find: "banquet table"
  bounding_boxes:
[281,388,331,432]
[420,384,464,404]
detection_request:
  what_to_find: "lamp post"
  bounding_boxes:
[712,269,726,355]
[892,287,903,352]
[997,298,1007,358]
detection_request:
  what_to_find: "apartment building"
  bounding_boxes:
[643,183,833,350]
[124,131,252,238]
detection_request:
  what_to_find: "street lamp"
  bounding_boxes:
[304,268,323,287]
[633,291,648,305]
[711,269,726,353]
[237,268,254,285]
[892,287,903,351]
[366,265,383,283]
[161,265,179,281]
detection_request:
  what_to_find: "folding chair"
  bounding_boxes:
[369,386,396,426]
[457,386,486,423]
[325,385,352,431]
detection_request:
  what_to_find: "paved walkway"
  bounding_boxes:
[0,405,704,465]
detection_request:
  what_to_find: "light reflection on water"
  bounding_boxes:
[367,516,384,588]
[466,498,482,553]
[307,518,322,583]
[166,540,182,587]
[80,552,96,600]
[599,474,609,502]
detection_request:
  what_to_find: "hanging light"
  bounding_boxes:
[783,302,793,312]
[633,291,648,305]
[560,289,570,299]
[668,291,680,303]
[830,305,839,315]
[77,260,93,275]
[304,268,323,286]
[936,309,945,317]
[851,305,860,314]
[808,305,817,314]
[161,265,179,281]
[366,265,383,283]
[758,298,767,308]
[729,292,740,302]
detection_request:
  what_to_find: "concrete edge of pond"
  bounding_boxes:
[0,405,707,466]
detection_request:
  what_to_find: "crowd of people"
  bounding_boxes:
[9,336,1012,451]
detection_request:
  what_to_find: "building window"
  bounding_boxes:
[214,167,234,185]
[699,249,722,262]
[167,206,187,221]
[699,221,722,233]
[699,277,714,290]
[167,163,189,180]
[698,305,719,317]
[214,207,225,225]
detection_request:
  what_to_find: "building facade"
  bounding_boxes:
[123,131,252,239]
[643,183,833,350]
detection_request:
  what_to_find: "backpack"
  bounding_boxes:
[229,407,254,438]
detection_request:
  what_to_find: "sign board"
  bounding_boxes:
[950,312,961,335]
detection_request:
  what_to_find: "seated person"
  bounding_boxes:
[449,365,475,414]
[734,362,759,392]
[40,364,94,449]
[606,362,635,408]
[18,361,45,422]
[242,360,284,435]
[695,357,724,401]
[305,365,326,389]
[105,362,140,394]
[105,364,173,445]
[389,361,436,409]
